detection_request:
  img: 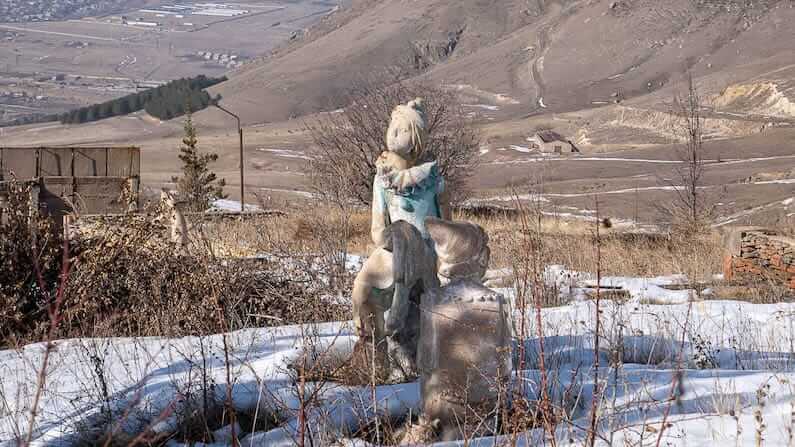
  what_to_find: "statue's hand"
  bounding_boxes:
[376,162,393,178]
[376,151,394,176]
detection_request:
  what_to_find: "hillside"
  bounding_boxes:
[208,0,795,125]
[3,0,794,228]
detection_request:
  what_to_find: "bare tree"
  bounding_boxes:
[660,75,717,235]
[306,79,480,206]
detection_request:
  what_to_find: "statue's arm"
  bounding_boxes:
[371,181,390,248]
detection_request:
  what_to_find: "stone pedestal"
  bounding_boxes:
[418,279,513,441]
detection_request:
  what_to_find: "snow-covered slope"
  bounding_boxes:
[3,273,795,446]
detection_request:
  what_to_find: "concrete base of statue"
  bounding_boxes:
[418,279,513,441]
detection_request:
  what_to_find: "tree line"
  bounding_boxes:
[59,75,226,125]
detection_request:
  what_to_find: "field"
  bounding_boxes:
[0,0,343,125]
[2,108,793,228]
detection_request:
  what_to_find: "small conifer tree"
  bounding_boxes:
[172,112,226,212]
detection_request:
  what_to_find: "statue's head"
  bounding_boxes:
[386,98,428,161]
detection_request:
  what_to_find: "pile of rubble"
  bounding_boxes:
[725,228,795,290]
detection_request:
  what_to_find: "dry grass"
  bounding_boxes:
[207,205,724,280]
[460,209,723,278]
[2,192,765,349]
[706,282,793,304]
[200,206,371,259]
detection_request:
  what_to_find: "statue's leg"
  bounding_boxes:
[351,248,395,378]
[352,248,394,342]
[352,281,391,341]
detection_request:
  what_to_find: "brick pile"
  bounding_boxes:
[727,230,795,289]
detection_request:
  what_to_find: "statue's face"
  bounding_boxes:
[386,116,414,157]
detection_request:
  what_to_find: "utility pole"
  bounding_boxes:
[213,103,245,212]
[634,182,639,228]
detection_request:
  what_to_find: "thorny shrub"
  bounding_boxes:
[62,207,350,339]
[0,180,63,344]
[1,192,350,345]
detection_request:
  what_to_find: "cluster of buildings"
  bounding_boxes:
[0,0,126,23]
[136,3,249,20]
[195,51,243,69]
[0,89,49,105]
[118,3,250,29]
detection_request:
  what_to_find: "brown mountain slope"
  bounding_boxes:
[208,0,795,125]
[207,0,550,125]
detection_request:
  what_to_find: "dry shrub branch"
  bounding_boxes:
[62,208,349,339]
[307,79,480,206]
[659,74,720,235]
[1,197,352,346]
[0,179,63,344]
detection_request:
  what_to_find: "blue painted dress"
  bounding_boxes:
[371,161,444,246]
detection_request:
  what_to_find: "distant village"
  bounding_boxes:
[0,1,252,24]
[0,0,130,22]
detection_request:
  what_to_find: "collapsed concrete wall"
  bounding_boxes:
[725,228,795,290]
[0,147,140,216]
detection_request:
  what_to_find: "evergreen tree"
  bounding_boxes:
[55,75,227,124]
[171,112,226,212]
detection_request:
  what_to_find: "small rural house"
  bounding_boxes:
[528,130,579,154]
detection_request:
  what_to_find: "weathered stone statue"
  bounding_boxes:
[352,98,446,374]
[160,190,189,252]
[352,99,512,442]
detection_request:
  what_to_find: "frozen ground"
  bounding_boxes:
[2,269,795,446]
[209,199,263,213]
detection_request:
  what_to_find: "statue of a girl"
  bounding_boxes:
[352,98,448,363]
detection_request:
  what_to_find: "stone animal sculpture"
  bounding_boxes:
[386,219,440,376]
[426,216,490,285]
[160,190,189,252]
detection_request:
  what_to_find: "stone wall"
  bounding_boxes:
[726,229,795,289]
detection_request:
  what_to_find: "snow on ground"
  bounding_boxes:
[3,268,795,446]
[462,104,500,111]
[209,199,262,213]
[715,195,795,227]
[510,145,533,153]
[259,188,317,199]
[256,148,314,160]
[485,153,795,167]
